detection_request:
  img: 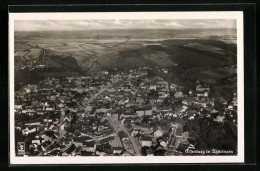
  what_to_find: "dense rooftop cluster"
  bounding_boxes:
[15,67,237,156]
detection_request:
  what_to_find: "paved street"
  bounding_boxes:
[80,75,143,155]
[107,116,142,156]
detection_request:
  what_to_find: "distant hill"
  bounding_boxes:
[14,29,237,85]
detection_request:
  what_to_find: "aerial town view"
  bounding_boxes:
[13,19,238,157]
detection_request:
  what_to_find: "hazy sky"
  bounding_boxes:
[15,19,236,31]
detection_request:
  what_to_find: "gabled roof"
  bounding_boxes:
[154,126,164,133]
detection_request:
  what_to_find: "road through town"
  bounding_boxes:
[107,116,142,156]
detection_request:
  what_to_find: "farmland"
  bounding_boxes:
[14,29,237,89]
[184,42,225,55]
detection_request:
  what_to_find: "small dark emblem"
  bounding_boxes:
[17,142,25,156]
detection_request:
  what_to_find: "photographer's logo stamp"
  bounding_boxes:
[17,142,25,156]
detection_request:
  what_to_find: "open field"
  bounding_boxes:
[14,51,29,58]
[184,42,225,55]
[143,52,177,67]
[26,48,43,60]
[15,48,42,62]
[14,29,237,86]
[15,42,32,51]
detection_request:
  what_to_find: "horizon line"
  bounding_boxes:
[14,28,237,32]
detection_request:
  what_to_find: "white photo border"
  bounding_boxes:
[9,11,244,164]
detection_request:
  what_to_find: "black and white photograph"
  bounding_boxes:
[9,12,244,164]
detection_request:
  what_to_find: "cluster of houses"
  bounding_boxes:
[15,67,237,156]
